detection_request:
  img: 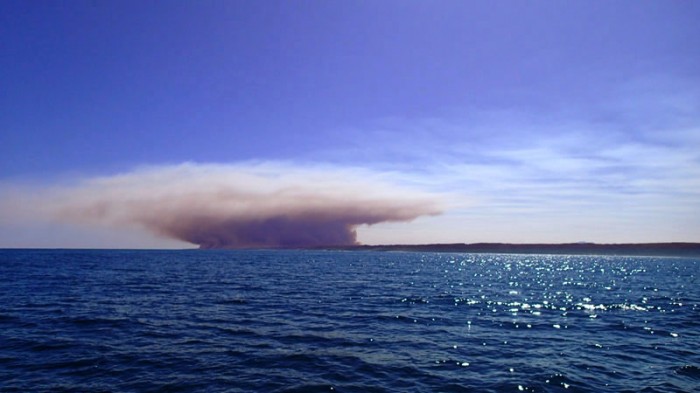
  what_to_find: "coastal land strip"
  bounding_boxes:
[321,242,700,258]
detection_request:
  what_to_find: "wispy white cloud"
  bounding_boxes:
[353,77,700,243]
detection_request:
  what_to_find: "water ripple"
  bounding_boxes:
[0,250,698,392]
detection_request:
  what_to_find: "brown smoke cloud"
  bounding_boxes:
[24,163,441,248]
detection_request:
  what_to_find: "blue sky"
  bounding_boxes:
[1,1,699,248]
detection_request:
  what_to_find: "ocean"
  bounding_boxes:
[0,249,698,392]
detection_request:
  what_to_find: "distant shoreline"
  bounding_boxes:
[316,242,700,258]
[2,243,699,257]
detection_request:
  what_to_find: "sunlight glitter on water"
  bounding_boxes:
[1,250,698,392]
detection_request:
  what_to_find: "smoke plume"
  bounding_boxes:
[15,163,442,248]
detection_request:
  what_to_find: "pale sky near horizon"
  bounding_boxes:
[1,1,699,248]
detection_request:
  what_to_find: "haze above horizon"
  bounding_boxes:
[1,1,698,248]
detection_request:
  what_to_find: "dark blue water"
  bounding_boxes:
[1,250,699,392]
